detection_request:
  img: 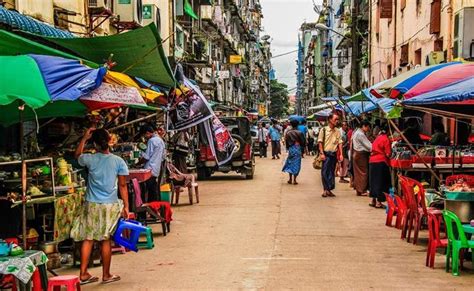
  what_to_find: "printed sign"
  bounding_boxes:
[143,5,153,19]
[380,0,393,18]
[203,116,236,166]
[80,83,146,106]
[167,79,213,131]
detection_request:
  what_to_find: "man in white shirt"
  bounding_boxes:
[351,120,372,196]
[257,123,268,158]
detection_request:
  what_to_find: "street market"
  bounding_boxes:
[0,0,474,290]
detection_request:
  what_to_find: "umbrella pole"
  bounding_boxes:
[452,117,457,176]
[19,101,27,249]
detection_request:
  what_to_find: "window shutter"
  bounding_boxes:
[430,0,441,34]
[400,43,409,66]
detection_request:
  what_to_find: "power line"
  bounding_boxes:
[271,49,298,59]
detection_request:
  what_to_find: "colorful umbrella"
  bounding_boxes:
[403,63,474,99]
[370,62,459,98]
[402,76,474,105]
[0,54,105,109]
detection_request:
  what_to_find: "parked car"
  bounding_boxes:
[197,116,255,180]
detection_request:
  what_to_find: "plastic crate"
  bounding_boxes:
[435,157,461,165]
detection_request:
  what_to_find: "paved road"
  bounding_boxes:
[61,154,474,290]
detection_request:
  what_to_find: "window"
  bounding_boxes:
[434,39,443,51]
[415,48,422,65]
[400,44,409,66]
[176,28,184,48]
[387,64,392,79]
[430,0,441,34]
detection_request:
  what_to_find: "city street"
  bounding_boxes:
[61,154,474,290]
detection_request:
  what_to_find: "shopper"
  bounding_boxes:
[282,119,306,185]
[141,124,166,202]
[338,121,350,183]
[307,125,316,155]
[257,122,268,158]
[369,123,392,208]
[351,120,372,196]
[318,113,343,197]
[268,120,282,159]
[73,128,129,285]
[430,122,450,146]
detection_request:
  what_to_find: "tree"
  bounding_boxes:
[269,80,289,118]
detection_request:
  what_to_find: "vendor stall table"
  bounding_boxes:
[0,250,48,290]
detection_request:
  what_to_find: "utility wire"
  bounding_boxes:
[271,49,298,59]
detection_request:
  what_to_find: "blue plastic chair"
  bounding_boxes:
[113,219,148,252]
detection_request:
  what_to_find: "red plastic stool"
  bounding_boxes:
[47,275,81,291]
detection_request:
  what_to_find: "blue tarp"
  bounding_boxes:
[30,54,106,101]
[402,76,474,105]
[0,6,73,38]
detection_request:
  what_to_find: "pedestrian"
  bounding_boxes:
[141,124,166,202]
[338,121,350,183]
[318,113,343,197]
[257,122,268,158]
[72,128,129,285]
[307,125,316,155]
[282,119,306,185]
[369,122,392,208]
[268,120,282,159]
[351,119,372,196]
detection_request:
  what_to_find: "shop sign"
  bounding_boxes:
[380,0,393,19]
[81,83,146,106]
[229,55,242,64]
[143,5,153,19]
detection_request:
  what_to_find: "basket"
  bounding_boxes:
[390,159,412,169]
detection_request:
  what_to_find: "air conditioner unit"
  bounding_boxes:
[142,4,160,29]
[200,5,213,21]
[113,0,143,26]
[453,7,474,60]
[89,0,111,10]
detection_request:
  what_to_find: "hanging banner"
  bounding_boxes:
[380,0,393,18]
[80,82,146,106]
[167,79,213,131]
[203,116,235,166]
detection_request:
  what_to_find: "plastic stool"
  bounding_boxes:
[137,227,154,249]
[113,219,147,252]
[47,275,80,291]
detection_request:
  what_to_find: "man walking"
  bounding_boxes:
[318,113,343,197]
[268,120,282,159]
[141,124,166,202]
[257,123,268,158]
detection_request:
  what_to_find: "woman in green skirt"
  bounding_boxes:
[72,128,129,285]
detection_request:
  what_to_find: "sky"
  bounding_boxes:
[260,0,322,92]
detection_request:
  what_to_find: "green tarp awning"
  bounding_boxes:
[0,29,97,68]
[43,24,175,87]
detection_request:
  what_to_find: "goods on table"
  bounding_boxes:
[446,179,473,193]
